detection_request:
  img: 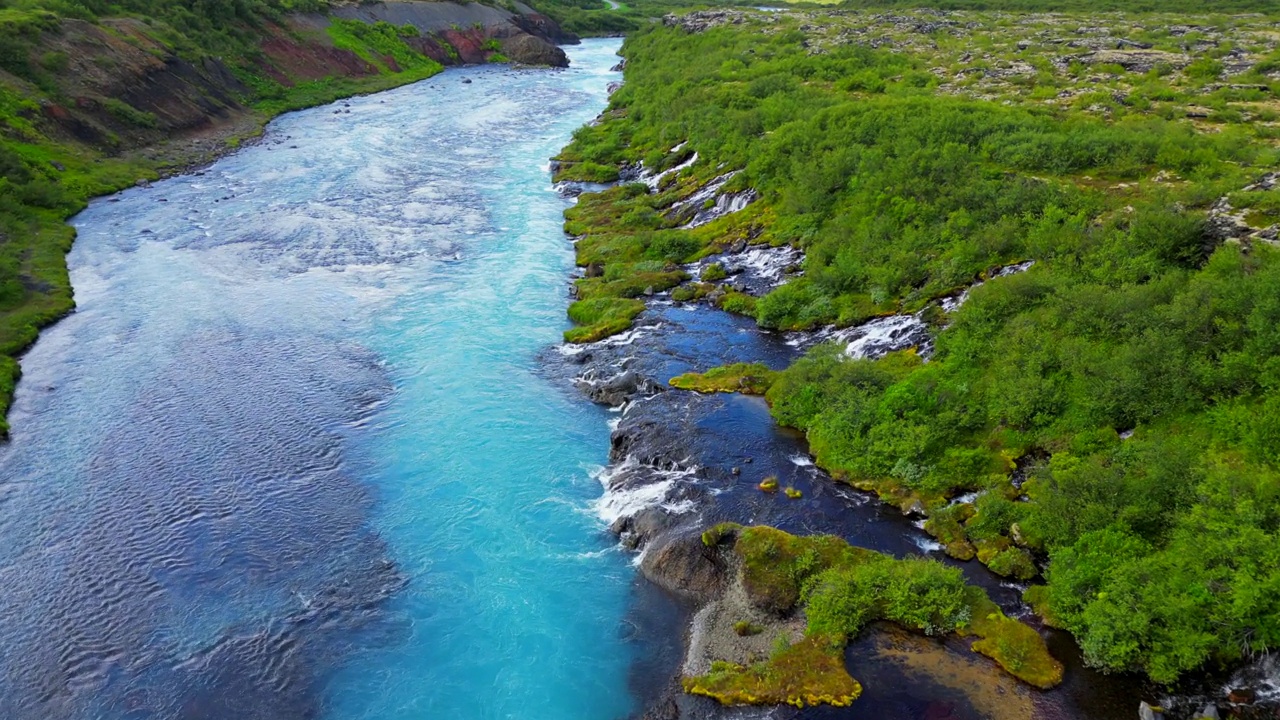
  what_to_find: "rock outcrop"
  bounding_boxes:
[638,530,726,602]
[501,34,570,67]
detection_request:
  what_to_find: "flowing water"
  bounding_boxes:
[0,40,633,720]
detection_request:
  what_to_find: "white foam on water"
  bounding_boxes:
[789,454,815,467]
[593,478,677,526]
[911,536,944,553]
[668,171,736,217]
[943,260,1037,313]
[1223,654,1280,703]
[589,456,700,525]
[661,498,699,515]
[631,543,651,567]
[832,313,928,360]
[642,152,699,189]
[555,322,662,356]
[682,189,758,229]
[687,243,801,293]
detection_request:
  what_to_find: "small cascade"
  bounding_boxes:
[1224,654,1280,706]
[642,151,699,189]
[834,313,932,360]
[591,455,702,527]
[686,243,803,295]
[681,188,759,229]
[941,260,1036,312]
[665,171,737,218]
[788,260,1039,359]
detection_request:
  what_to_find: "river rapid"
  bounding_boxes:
[0,40,634,720]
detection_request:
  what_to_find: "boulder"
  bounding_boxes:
[612,505,681,550]
[639,530,726,602]
[1139,701,1161,720]
[579,369,661,407]
[501,34,569,67]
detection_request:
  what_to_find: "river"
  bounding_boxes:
[0,39,632,720]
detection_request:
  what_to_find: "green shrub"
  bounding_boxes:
[102,97,158,128]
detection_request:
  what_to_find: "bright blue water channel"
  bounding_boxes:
[0,39,631,720]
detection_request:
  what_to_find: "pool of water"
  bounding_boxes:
[0,39,632,720]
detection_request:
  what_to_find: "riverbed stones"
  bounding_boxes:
[612,506,682,551]
[1228,687,1257,704]
[682,556,805,677]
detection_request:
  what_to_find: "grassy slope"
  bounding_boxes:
[556,6,1280,685]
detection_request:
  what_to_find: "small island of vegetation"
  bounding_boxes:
[686,524,1062,708]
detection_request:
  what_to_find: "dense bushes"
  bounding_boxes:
[764,244,1280,681]
[561,10,1280,684]
[805,556,970,637]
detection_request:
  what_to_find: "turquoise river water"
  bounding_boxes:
[0,39,633,720]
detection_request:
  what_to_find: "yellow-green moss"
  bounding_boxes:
[713,526,1063,699]
[552,160,620,183]
[735,526,869,614]
[702,521,743,547]
[670,362,777,395]
[964,589,1064,689]
[924,504,978,560]
[564,297,645,343]
[683,635,861,708]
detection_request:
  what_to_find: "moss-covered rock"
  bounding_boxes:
[669,362,776,395]
[683,635,861,708]
[685,525,1063,709]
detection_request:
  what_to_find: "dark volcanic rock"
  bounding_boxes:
[639,531,726,602]
[639,694,679,720]
[612,506,682,550]
[578,369,662,407]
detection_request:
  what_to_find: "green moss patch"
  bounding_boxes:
[683,635,861,708]
[669,362,777,395]
[685,526,1062,707]
[564,296,645,343]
